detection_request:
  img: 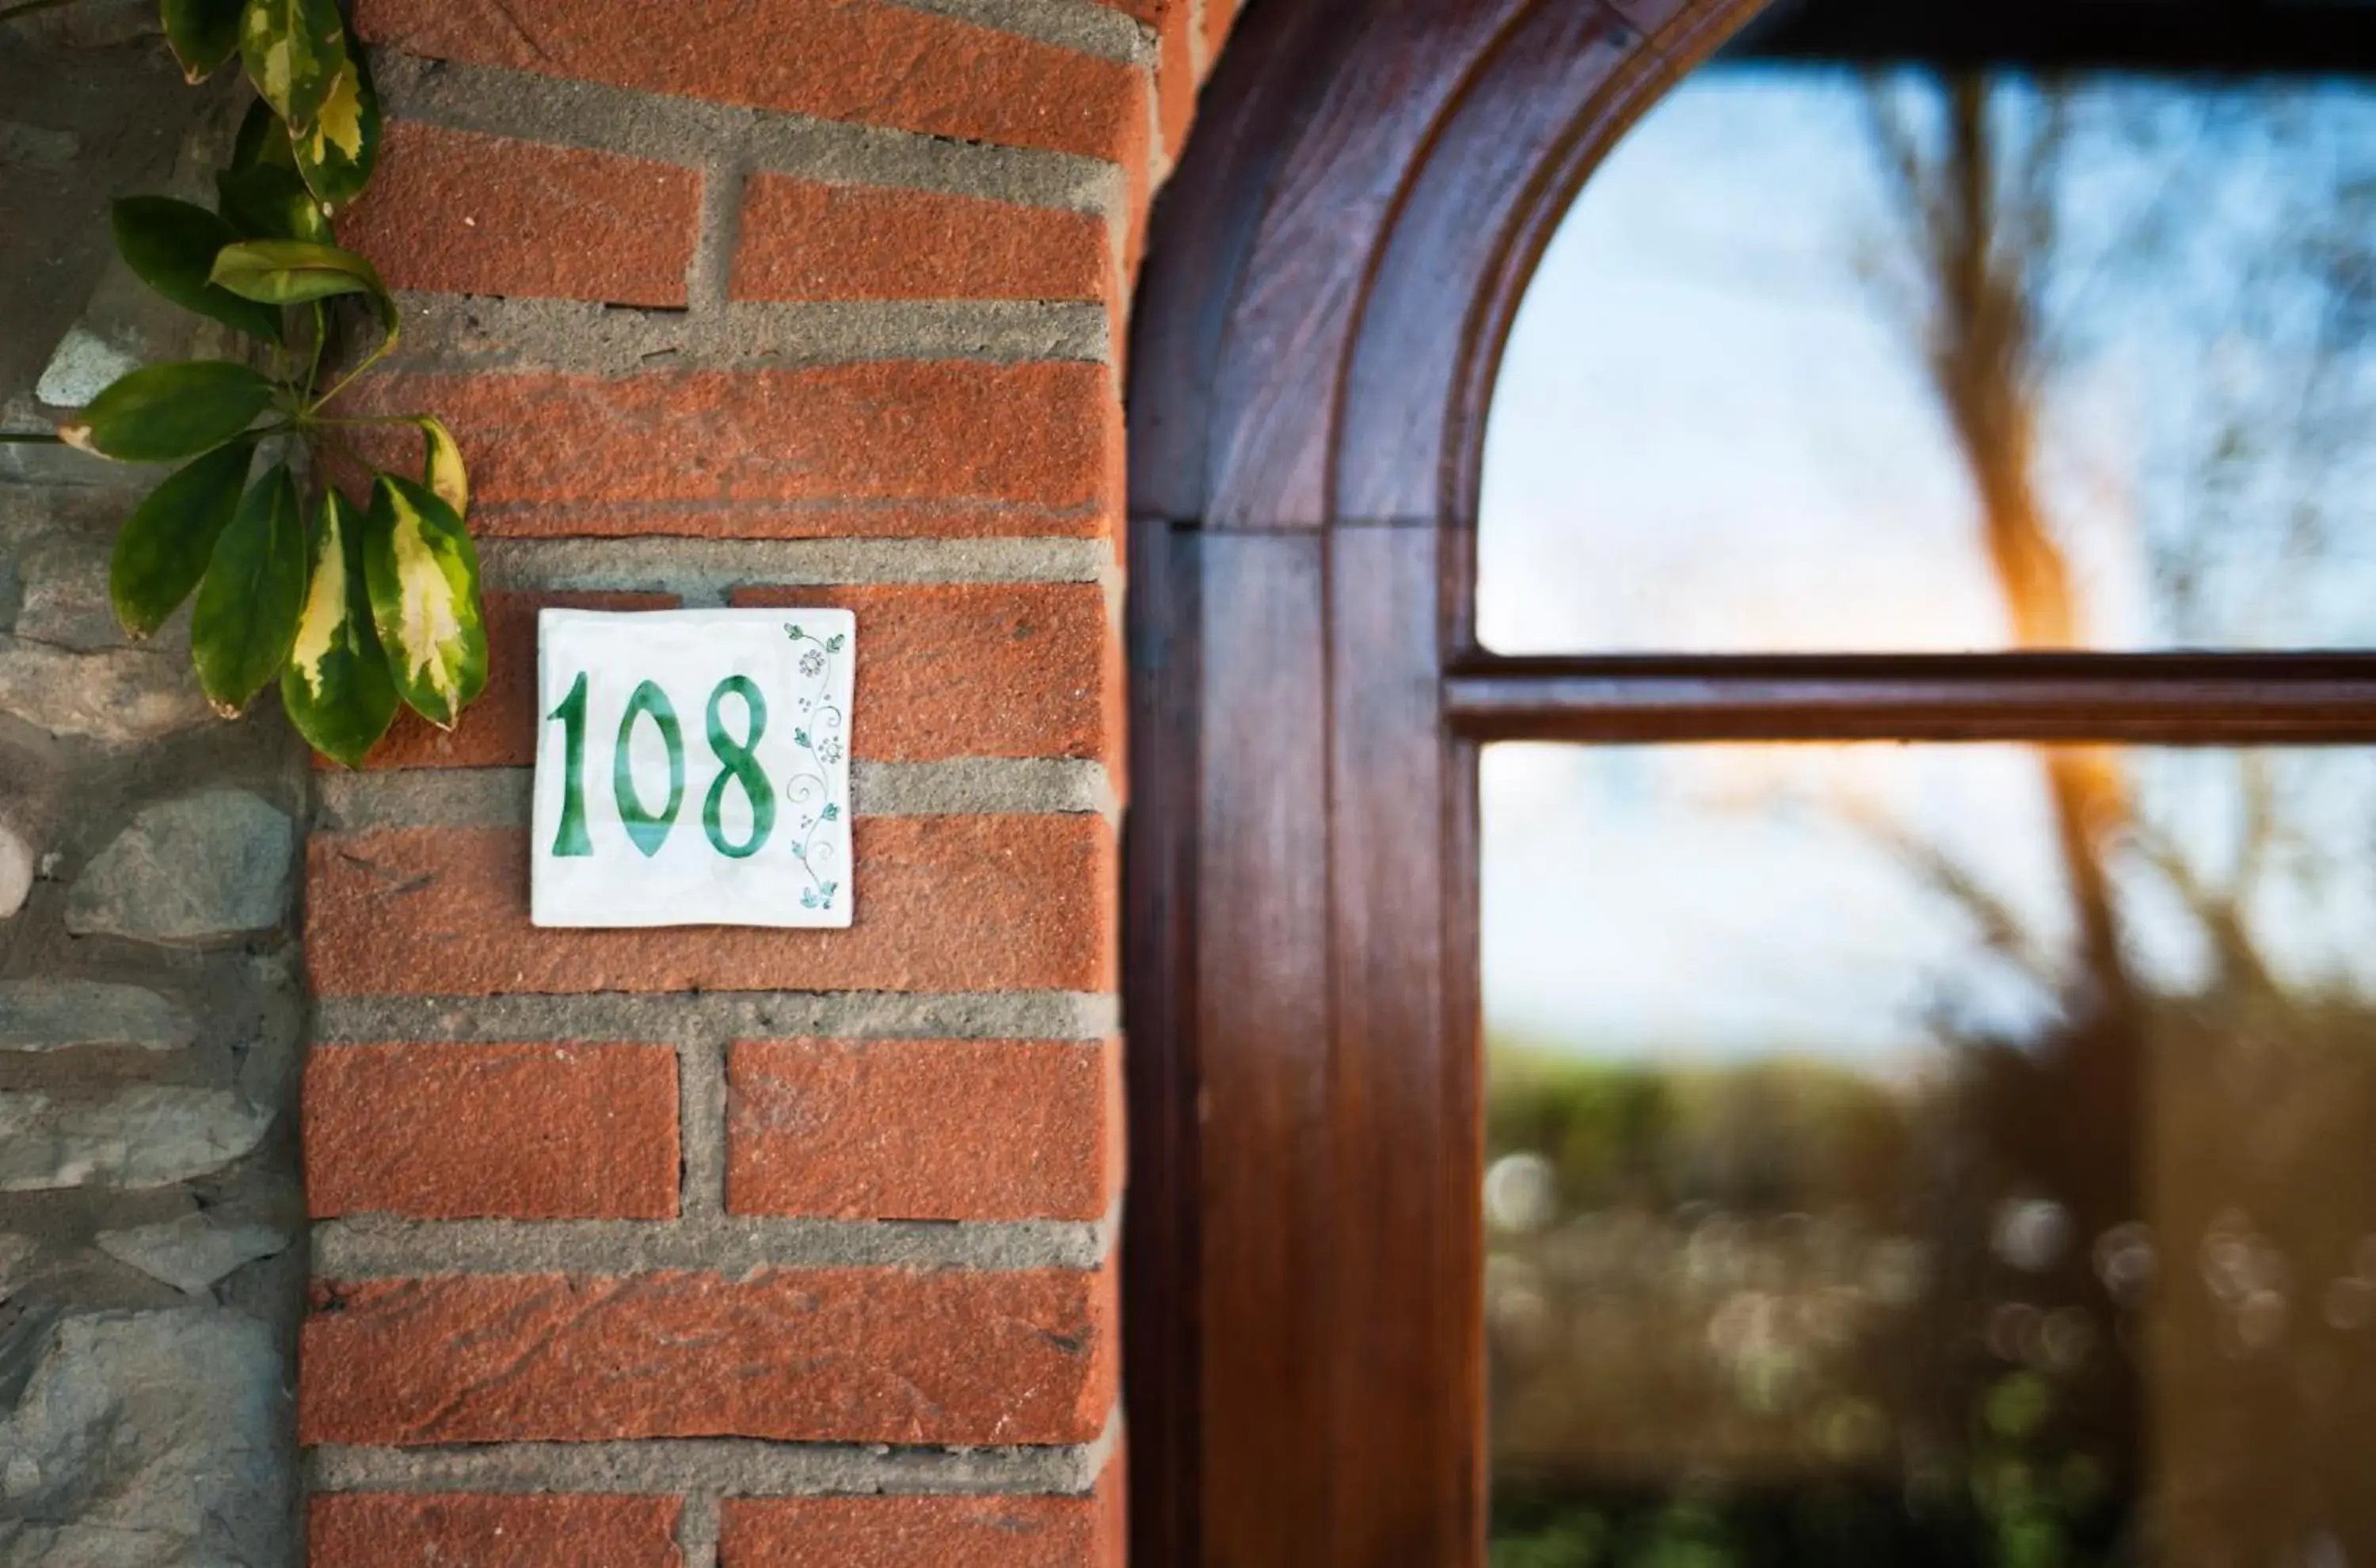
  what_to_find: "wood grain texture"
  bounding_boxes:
[1124,2,2376,1565]
[1126,0,1352,523]
[1734,0,2376,73]
[1445,654,2376,742]
[1325,525,1475,1564]
[1194,532,1335,1568]
[1202,0,1532,531]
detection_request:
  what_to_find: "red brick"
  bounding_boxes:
[1118,72,1153,287]
[344,363,1114,539]
[729,584,1116,763]
[305,1043,680,1220]
[301,1267,1115,1445]
[1157,2,1195,162]
[311,1493,683,1568]
[307,817,1116,996]
[364,585,1109,770]
[728,1038,1118,1220]
[355,0,1140,162]
[720,1482,1120,1568]
[361,592,677,771]
[731,177,1105,303]
[341,122,700,306]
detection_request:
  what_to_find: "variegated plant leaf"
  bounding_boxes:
[281,485,398,765]
[238,0,347,134]
[208,238,384,305]
[191,462,307,714]
[216,162,332,243]
[291,49,380,209]
[209,239,397,341]
[363,472,487,729]
[230,94,298,173]
[417,415,468,516]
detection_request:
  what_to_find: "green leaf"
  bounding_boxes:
[417,415,467,516]
[112,196,285,343]
[212,242,398,380]
[291,49,380,210]
[216,162,331,243]
[109,435,259,637]
[230,95,297,173]
[209,240,398,352]
[364,473,486,729]
[59,361,276,463]
[239,0,348,134]
[281,485,398,765]
[192,462,307,714]
[209,238,386,308]
[162,0,246,81]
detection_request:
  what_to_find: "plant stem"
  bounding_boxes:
[0,432,63,444]
[306,303,327,402]
[309,313,402,414]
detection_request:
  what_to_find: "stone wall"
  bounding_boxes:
[0,6,307,1566]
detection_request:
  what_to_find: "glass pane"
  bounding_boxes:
[1482,741,2376,1565]
[1477,65,2376,653]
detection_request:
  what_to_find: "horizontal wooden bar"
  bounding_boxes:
[1443,653,2376,743]
[1730,0,2376,76]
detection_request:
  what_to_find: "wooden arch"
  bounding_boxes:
[1121,3,1771,1564]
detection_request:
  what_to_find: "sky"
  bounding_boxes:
[1474,67,2376,1066]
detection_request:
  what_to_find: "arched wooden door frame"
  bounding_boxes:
[1122,3,1771,1564]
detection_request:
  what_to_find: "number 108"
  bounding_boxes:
[545,671,779,859]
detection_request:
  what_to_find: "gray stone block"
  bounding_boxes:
[32,322,139,409]
[0,1088,272,1191]
[0,0,158,48]
[0,980,195,1052]
[0,634,214,746]
[65,790,294,946]
[0,1309,291,1568]
[0,1234,35,1296]
[95,1216,290,1296]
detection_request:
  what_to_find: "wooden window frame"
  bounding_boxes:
[1121,3,2376,1565]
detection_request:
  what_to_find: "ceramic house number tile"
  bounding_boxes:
[531,608,855,929]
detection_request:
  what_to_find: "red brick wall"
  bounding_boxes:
[303,3,1225,1563]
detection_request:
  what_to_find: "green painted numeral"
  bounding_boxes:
[612,679,686,857]
[546,671,593,857]
[703,675,776,858]
[549,672,822,862]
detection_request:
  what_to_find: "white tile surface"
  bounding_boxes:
[531,608,855,928]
